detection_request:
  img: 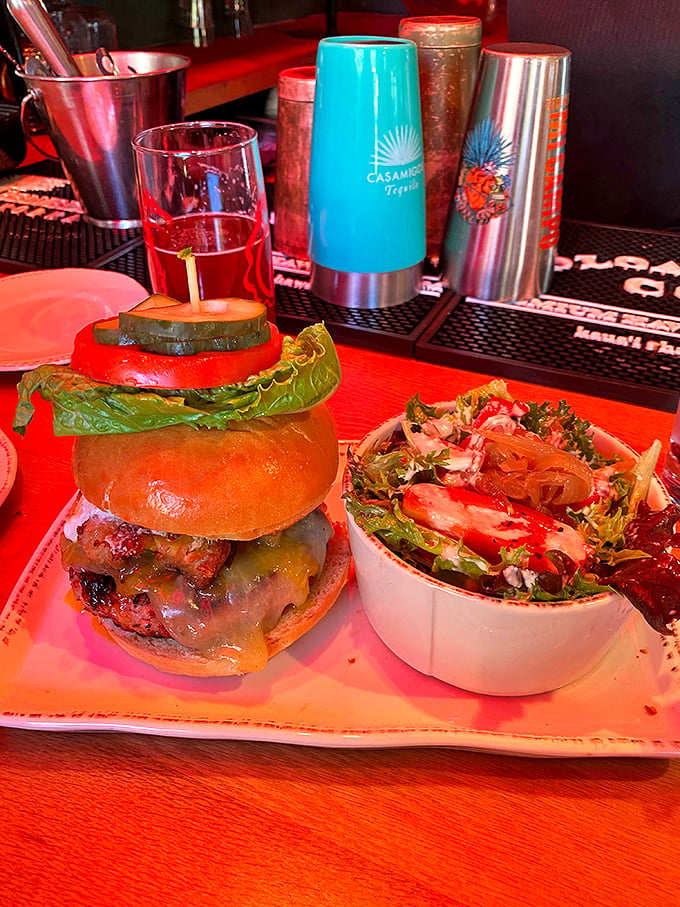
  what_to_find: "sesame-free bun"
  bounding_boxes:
[98,523,351,676]
[72,404,339,540]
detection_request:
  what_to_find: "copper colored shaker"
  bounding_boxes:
[275,65,315,259]
[399,15,482,266]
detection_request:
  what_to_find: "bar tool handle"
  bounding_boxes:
[19,90,59,160]
[6,0,81,77]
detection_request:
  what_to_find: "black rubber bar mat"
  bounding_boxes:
[0,167,449,354]
[0,165,148,279]
[416,220,680,412]
[3,166,679,410]
[273,251,450,355]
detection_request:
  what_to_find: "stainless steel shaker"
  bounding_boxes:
[443,43,571,302]
[308,36,425,309]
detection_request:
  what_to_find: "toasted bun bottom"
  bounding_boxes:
[96,522,351,676]
[72,405,340,540]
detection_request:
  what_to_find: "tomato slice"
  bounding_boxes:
[471,396,529,429]
[70,321,283,390]
[402,484,592,566]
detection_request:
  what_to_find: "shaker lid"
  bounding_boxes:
[486,43,572,59]
[278,66,316,102]
[398,16,482,48]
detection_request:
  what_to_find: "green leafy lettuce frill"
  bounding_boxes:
[13,322,341,436]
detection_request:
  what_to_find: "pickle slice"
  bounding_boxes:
[120,298,267,342]
[129,293,182,312]
[136,324,272,356]
[92,296,181,344]
[92,316,136,346]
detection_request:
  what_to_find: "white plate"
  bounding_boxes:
[1,449,679,757]
[0,427,17,506]
[0,269,149,370]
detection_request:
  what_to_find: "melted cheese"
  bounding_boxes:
[148,509,332,672]
[63,500,333,674]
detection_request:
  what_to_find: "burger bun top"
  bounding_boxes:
[72,404,340,540]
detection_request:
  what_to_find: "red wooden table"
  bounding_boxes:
[0,336,678,907]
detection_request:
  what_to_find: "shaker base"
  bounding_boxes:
[310,261,422,309]
[83,213,142,230]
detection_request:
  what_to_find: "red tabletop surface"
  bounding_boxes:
[0,333,678,907]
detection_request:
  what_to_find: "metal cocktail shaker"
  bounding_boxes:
[308,36,425,309]
[398,15,481,266]
[443,43,571,302]
[275,65,315,259]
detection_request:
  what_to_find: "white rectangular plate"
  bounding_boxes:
[1,448,679,757]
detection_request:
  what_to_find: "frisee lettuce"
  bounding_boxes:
[345,382,679,616]
[13,322,341,436]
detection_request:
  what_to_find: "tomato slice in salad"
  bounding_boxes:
[70,321,283,389]
[471,395,529,428]
[402,484,593,566]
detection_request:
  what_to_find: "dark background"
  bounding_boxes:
[72,1,411,49]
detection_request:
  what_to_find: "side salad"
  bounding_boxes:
[345,380,680,634]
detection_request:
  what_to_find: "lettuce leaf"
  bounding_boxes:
[345,496,490,580]
[345,493,616,601]
[520,398,604,466]
[13,323,341,436]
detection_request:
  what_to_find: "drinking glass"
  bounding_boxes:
[132,121,275,318]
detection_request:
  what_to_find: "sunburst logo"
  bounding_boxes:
[372,126,423,167]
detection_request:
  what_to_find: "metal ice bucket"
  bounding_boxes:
[19,51,190,229]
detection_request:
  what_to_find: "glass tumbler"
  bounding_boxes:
[132,121,275,319]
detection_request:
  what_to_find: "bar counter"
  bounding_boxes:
[159,14,405,114]
[1,340,678,906]
[163,12,508,113]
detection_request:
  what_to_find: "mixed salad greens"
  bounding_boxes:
[345,380,680,634]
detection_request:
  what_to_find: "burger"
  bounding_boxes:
[15,295,351,675]
[60,407,350,676]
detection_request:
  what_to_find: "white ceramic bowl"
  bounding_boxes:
[345,409,669,697]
